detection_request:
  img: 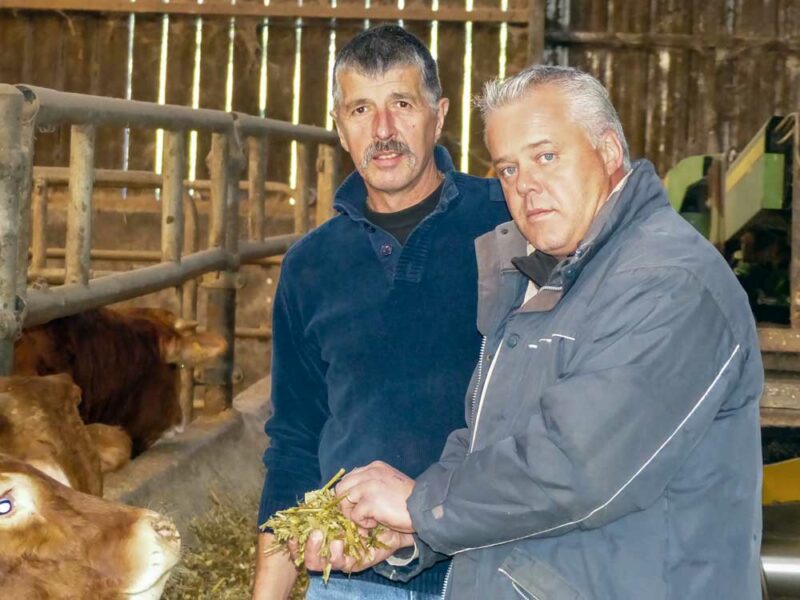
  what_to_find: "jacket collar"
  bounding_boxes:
[475,159,669,329]
[333,145,458,222]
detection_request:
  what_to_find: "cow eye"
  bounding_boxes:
[0,498,12,516]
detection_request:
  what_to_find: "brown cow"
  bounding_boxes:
[14,306,226,456]
[0,373,103,495]
[0,373,180,597]
[0,456,180,599]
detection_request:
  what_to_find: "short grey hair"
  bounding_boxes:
[477,65,631,170]
[332,25,441,112]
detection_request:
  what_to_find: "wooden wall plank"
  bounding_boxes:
[91,15,128,169]
[470,1,502,175]
[733,0,780,150]
[165,16,197,109]
[0,10,25,84]
[265,16,297,187]
[435,0,466,169]
[506,0,530,74]
[232,16,263,118]
[330,0,363,179]
[195,17,230,181]
[685,0,725,157]
[128,14,162,172]
[779,0,800,115]
[299,19,330,129]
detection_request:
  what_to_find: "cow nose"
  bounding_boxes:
[146,513,181,551]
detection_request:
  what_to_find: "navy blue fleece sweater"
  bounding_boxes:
[259,147,510,592]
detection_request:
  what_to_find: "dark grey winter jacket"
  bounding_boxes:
[394,160,763,599]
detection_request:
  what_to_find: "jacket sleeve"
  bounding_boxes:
[372,427,470,581]
[408,266,759,555]
[258,273,329,526]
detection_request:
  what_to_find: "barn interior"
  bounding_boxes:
[0,1,799,598]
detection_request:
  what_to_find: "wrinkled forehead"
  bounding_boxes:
[335,64,428,104]
[485,90,592,158]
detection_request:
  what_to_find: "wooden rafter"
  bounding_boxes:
[0,0,528,24]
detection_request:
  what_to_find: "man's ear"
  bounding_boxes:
[599,130,624,175]
[434,97,450,141]
[331,110,350,153]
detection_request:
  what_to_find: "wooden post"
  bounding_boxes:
[179,190,199,426]
[65,124,96,286]
[527,0,546,65]
[30,179,48,274]
[294,142,313,234]
[0,85,24,374]
[248,136,267,240]
[707,156,725,251]
[202,132,241,415]
[316,143,339,227]
[791,118,800,327]
[161,131,186,263]
[16,107,36,303]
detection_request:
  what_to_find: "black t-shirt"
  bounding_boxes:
[364,181,444,245]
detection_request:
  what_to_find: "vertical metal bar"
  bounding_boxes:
[31,179,48,273]
[161,131,186,263]
[316,143,339,227]
[0,85,24,374]
[65,124,96,286]
[294,142,312,233]
[248,136,267,240]
[179,190,199,426]
[791,118,800,327]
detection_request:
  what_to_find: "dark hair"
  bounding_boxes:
[332,24,441,110]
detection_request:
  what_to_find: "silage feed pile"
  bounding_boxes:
[163,492,258,600]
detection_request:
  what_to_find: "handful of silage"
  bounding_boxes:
[260,468,388,600]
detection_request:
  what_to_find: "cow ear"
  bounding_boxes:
[163,333,227,366]
[173,318,199,333]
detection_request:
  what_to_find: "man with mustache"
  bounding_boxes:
[329,66,763,598]
[252,25,509,599]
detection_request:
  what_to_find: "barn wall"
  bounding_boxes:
[0,1,797,392]
[0,1,798,179]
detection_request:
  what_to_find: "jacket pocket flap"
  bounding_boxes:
[498,547,582,600]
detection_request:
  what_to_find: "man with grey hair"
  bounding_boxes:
[332,65,763,598]
[251,25,509,599]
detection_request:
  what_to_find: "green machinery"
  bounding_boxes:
[664,115,795,246]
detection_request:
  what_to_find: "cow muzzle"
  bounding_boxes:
[123,511,181,599]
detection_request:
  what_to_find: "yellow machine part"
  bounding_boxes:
[764,458,800,504]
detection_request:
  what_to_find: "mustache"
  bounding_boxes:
[361,140,414,169]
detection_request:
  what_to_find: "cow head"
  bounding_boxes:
[0,456,180,598]
[115,307,227,368]
[160,329,227,368]
[0,373,102,496]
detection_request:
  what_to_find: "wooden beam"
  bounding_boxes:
[3,4,797,52]
[0,1,528,24]
[546,30,800,53]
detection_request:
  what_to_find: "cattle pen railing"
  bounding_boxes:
[0,83,341,423]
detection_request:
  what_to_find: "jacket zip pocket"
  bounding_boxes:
[498,567,542,600]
